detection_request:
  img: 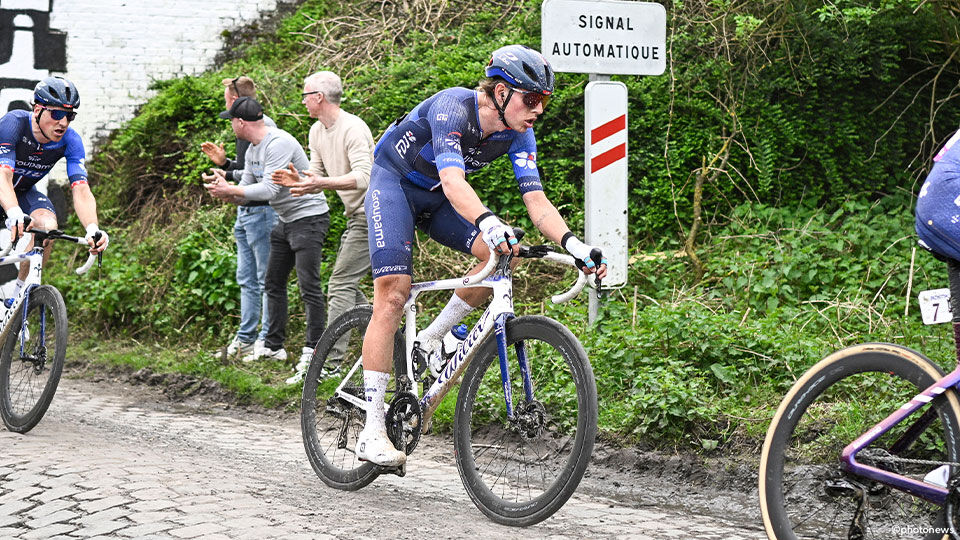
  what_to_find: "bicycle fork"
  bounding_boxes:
[494,312,535,421]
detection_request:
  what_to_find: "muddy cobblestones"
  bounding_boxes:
[0,377,765,539]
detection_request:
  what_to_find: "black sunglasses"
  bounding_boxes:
[301,90,322,98]
[230,76,241,96]
[39,106,76,122]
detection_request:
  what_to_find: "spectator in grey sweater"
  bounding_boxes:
[204,97,330,371]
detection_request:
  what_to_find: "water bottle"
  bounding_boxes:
[431,324,468,377]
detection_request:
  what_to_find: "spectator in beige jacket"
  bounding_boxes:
[273,70,374,384]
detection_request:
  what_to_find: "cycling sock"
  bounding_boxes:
[363,370,390,433]
[418,294,474,346]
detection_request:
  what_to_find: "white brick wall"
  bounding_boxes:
[1,0,281,180]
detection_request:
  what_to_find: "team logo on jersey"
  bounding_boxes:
[395,131,416,158]
[0,145,9,155]
[445,131,462,153]
[514,152,537,170]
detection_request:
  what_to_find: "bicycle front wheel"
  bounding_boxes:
[300,304,404,491]
[453,315,597,527]
[759,343,960,540]
[0,285,68,433]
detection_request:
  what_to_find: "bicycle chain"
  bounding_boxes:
[863,453,960,468]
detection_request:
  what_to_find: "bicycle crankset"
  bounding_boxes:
[386,392,422,455]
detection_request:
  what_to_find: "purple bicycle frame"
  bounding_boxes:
[840,365,960,505]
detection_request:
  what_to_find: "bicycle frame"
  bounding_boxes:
[0,229,97,344]
[332,246,589,433]
[840,366,960,505]
[841,258,960,506]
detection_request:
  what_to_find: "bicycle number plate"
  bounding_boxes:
[919,288,953,325]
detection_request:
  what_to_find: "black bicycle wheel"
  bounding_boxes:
[0,285,68,433]
[453,315,597,527]
[300,305,404,490]
[759,343,960,540]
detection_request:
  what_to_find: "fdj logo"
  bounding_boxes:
[394,131,416,158]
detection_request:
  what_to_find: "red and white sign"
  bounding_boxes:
[585,81,627,287]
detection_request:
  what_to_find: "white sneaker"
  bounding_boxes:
[356,428,406,467]
[285,347,313,385]
[225,337,256,357]
[241,346,287,363]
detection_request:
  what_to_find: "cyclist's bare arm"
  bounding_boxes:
[439,167,489,225]
[0,167,23,236]
[72,183,98,229]
[522,190,608,279]
[439,167,517,256]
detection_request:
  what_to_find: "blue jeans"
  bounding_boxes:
[234,204,278,343]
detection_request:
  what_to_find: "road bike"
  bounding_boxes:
[0,224,99,433]
[299,234,599,527]
[758,256,960,539]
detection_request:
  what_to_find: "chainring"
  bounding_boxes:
[386,391,422,455]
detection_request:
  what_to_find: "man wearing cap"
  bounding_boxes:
[201,76,278,359]
[204,97,331,371]
[272,70,374,385]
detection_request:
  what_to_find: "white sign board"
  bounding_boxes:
[584,81,628,288]
[919,288,953,325]
[542,0,666,75]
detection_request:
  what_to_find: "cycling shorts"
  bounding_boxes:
[0,187,57,221]
[365,164,480,278]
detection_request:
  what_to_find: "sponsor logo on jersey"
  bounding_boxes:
[514,152,537,170]
[394,130,416,158]
[370,189,386,248]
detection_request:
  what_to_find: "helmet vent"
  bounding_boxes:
[522,63,539,83]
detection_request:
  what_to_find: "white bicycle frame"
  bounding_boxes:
[333,247,593,431]
[0,230,96,343]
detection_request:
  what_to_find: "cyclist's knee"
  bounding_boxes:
[471,236,490,261]
[29,210,56,231]
[372,275,410,315]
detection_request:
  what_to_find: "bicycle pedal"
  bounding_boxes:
[376,463,406,477]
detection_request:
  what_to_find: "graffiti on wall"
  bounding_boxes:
[0,0,67,112]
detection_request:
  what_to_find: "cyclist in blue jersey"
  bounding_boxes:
[0,77,108,301]
[356,45,608,466]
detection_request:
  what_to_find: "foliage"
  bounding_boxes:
[67,0,960,449]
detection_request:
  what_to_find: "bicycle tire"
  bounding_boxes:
[300,304,404,491]
[453,315,597,527]
[0,285,68,433]
[759,343,960,540]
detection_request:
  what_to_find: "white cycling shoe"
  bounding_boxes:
[356,428,406,467]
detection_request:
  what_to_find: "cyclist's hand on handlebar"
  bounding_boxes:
[4,207,25,239]
[563,234,608,278]
[84,224,109,253]
[477,213,519,256]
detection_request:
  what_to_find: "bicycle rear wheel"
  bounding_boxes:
[300,305,404,490]
[759,343,960,540]
[0,285,68,433]
[453,315,597,527]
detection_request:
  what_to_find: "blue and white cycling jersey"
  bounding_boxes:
[375,87,543,193]
[0,109,88,193]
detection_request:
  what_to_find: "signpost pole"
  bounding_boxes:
[541,0,666,324]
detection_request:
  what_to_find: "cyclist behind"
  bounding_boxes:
[357,45,607,466]
[0,77,108,300]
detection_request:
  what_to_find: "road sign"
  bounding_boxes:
[542,0,666,75]
[585,81,628,288]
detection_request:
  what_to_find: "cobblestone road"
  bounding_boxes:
[0,377,765,539]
